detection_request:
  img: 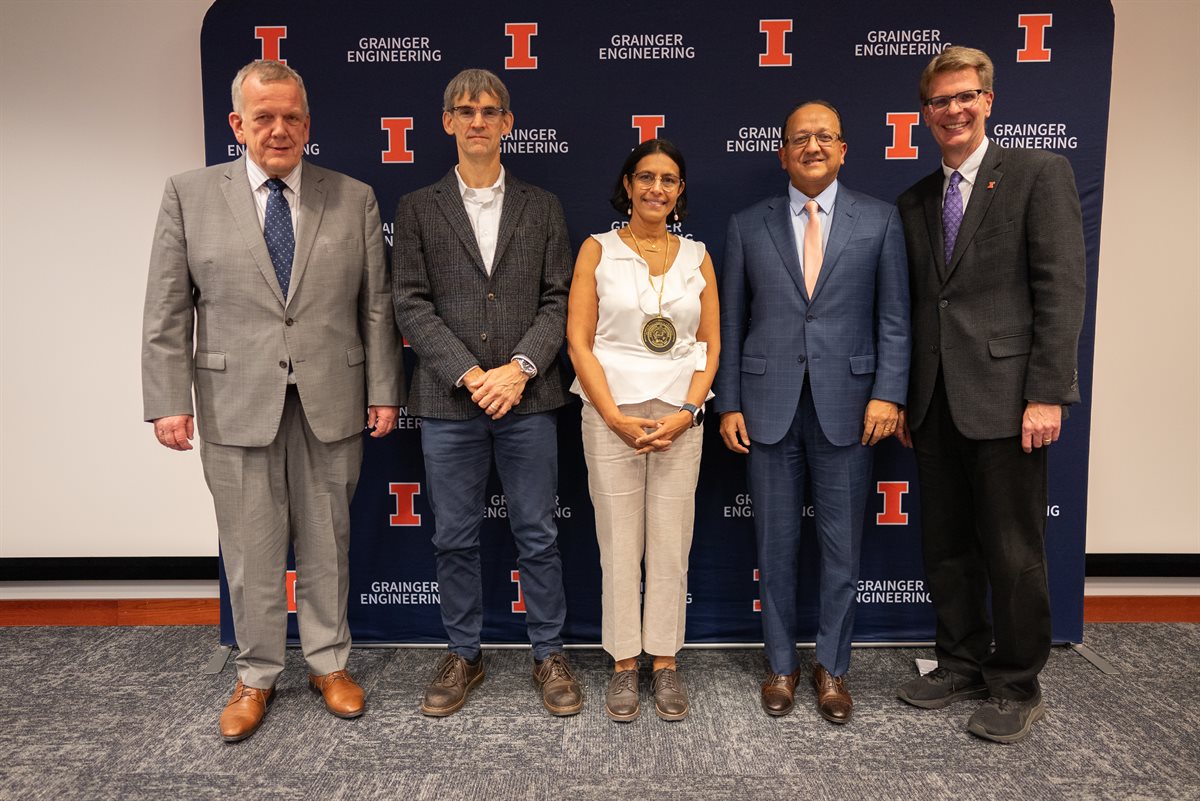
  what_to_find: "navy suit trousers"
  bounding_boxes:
[748,379,872,676]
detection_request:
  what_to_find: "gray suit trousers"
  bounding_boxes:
[201,387,362,688]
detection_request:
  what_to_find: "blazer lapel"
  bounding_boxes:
[287,162,327,307]
[920,171,948,283]
[432,170,487,274]
[221,157,286,307]
[491,174,529,274]
[764,199,808,301]
[810,189,858,303]
[945,144,1003,282]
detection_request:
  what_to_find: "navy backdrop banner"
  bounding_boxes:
[202,0,1112,647]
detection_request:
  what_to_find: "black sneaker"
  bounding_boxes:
[896,666,988,709]
[967,694,1046,743]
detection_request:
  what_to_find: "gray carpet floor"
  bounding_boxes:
[0,623,1196,800]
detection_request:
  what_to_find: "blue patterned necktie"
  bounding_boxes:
[942,170,964,267]
[264,178,295,298]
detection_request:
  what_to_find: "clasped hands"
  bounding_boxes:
[607,410,692,454]
[465,362,527,420]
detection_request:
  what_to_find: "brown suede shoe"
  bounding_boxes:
[219,680,273,743]
[761,669,801,716]
[533,652,583,716]
[308,669,365,719]
[421,653,485,716]
[812,663,852,724]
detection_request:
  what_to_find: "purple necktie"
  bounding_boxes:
[942,170,963,266]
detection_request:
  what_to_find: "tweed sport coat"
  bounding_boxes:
[391,170,572,421]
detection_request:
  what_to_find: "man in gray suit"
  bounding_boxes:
[393,69,581,717]
[142,60,404,742]
[894,46,1085,743]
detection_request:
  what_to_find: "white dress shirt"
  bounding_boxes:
[455,164,505,274]
[246,158,302,235]
[941,137,989,211]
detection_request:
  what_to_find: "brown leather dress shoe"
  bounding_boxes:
[421,652,485,716]
[308,669,365,719]
[761,669,801,716]
[533,652,583,716]
[219,680,273,743]
[812,663,852,724]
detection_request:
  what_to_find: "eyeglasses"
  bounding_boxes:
[785,131,841,149]
[631,171,682,191]
[923,89,990,112]
[448,105,508,123]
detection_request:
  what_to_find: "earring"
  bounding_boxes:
[673,209,680,223]
[627,205,632,216]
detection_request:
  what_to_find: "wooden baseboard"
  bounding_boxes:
[0,599,219,626]
[1082,596,1200,623]
[1,596,1196,627]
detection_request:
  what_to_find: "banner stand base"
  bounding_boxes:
[203,645,232,675]
[1071,642,1118,674]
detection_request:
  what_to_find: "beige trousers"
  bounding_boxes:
[581,399,703,661]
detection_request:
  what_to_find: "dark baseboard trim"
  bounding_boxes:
[1086,554,1200,578]
[0,557,218,582]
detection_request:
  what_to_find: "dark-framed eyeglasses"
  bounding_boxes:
[631,171,682,191]
[449,105,508,123]
[785,131,841,149]
[923,89,990,112]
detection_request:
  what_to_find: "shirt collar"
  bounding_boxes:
[455,165,506,204]
[247,157,302,195]
[788,179,839,216]
[942,137,989,186]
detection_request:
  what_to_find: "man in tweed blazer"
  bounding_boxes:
[142,61,404,742]
[893,47,1085,744]
[714,100,910,724]
[392,69,581,717]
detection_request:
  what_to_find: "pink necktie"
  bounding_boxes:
[803,199,822,298]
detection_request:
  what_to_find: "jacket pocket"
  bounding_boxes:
[849,355,876,375]
[346,344,366,366]
[975,221,1015,242]
[195,351,226,371]
[988,333,1033,358]
[741,355,767,375]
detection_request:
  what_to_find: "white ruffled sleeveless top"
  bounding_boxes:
[570,229,713,407]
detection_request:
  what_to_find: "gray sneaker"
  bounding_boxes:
[967,694,1046,743]
[897,666,988,709]
[651,667,689,721]
[605,669,640,722]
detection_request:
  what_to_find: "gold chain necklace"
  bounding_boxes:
[626,226,677,354]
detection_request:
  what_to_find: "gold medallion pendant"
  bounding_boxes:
[641,315,677,353]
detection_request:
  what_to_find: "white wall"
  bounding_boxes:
[1,0,1196,561]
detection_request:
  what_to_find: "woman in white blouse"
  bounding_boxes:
[566,139,720,722]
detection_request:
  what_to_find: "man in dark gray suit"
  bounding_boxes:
[392,69,581,717]
[142,60,404,741]
[894,46,1086,743]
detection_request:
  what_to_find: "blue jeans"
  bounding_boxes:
[420,410,565,661]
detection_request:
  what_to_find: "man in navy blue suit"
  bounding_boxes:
[715,100,910,723]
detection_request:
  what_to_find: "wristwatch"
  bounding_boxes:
[511,355,538,377]
[680,403,704,427]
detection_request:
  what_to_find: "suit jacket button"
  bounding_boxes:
[797,355,806,363]
[279,360,288,368]
[286,317,295,326]
[930,345,939,353]
[806,314,815,322]
[938,299,949,308]
[487,293,496,301]
[480,333,488,342]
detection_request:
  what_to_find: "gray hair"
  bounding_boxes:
[231,60,309,115]
[442,68,511,112]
